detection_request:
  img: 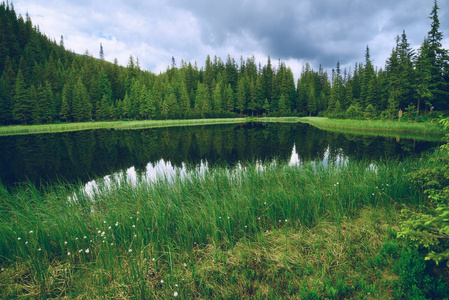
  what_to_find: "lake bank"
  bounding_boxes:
[0,116,444,137]
[2,156,447,298]
[298,117,446,136]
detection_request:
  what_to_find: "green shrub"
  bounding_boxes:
[393,247,449,299]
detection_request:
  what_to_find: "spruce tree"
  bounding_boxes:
[236,77,246,114]
[60,83,71,122]
[12,70,31,124]
[426,0,449,109]
[415,38,433,121]
[29,85,41,124]
[224,83,234,112]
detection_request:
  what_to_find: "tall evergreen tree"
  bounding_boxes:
[236,77,246,114]
[12,70,32,124]
[212,81,223,112]
[425,0,449,109]
[71,77,91,122]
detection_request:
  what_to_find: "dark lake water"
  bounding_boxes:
[0,122,441,188]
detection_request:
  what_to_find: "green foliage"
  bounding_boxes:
[0,1,447,125]
[392,247,449,299]
[405,104,416,121]
[345,104,364,119]
[363,104,377,120]
[399,117,449,267]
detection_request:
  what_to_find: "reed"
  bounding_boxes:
[0,156,436,298]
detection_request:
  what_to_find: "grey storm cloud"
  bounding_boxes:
[169,0,446,68]
[12,0,449,75]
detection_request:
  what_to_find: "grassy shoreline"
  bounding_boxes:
[0,116,445,137]
[0,118,248,136]
[299,117,446,135]
[2,157,447,298]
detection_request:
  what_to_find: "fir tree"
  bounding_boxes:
[236,77,246,114]
[60,83,71,122]
[212,82,223,112]
[426,0,449,109]
[12,70,32,124]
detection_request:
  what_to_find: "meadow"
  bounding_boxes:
[0,116,445,137]
[2,154,447,299]
[299,117,446,136]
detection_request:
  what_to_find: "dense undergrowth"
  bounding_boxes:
[1,155,448,299]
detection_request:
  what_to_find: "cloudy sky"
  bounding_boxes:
[11,0,449,78]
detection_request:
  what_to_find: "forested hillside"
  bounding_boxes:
[0,1,448,125]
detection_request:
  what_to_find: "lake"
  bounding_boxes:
[0,122,441,188]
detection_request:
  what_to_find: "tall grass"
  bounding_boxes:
[0,118,248,136]
[1,116,444,137]
[300,117,446,135]
[0,156,430,298]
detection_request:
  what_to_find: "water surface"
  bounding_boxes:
[0,122,440,188]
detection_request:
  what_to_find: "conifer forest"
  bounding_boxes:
[0,1,448,126]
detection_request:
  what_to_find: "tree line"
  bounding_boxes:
[0,1,448,125]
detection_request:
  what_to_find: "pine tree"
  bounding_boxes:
[194,82,206,113]
[60,83,71,122]
[0,57,15,124]
[360,46,375,107]
[39,81,54,123]
[306,84,317,116]
[278,94,288,116]
[97,68,112,104]
[99,43,104,60]
[29,85,41,124]
[212,82,223,112]
[179,81,190,113]
[397,30,416,109]
[100,94,110,120]
[72,77,91,122]
[138,84,149,119]
[236,77,246,114]
[415,38,433,121]
[224,83,234,112]
[12,70,32,124]
[123,92,131,119]
[262,56,273,104]
[386,47,402,115]
[247,80,257,116]
[426,0,449,110]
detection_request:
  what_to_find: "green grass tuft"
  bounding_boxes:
[2,156,444,298]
